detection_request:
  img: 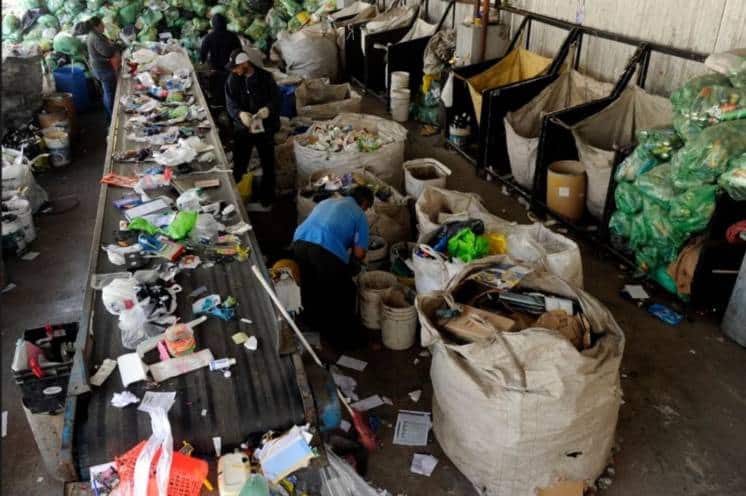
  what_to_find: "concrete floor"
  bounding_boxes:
[2,98,746,495]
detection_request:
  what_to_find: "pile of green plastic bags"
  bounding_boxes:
[2,0,336,62]
[609,58,746,297]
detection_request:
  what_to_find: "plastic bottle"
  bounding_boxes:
[208,358,236,371]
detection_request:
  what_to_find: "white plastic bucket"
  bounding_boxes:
[3,198,36,243]
[42,129,71,167]
[381,287,417,350]
[391,88,411,122]
[358,270,398,330]
[390,71,410,92]
[365,235,389,271]
[403,158,452,199]
[448,125,471,147]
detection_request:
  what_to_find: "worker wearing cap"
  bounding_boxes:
[292,186,375,350]
[225,49,281,208]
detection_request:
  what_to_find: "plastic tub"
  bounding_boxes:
[547,160,587,221]
[390,71,410,92]
[365,235,389,271]
[42,129,71,167]
[403,158,451,199]
[448,125,471,147]
[3,197,35,243]
[381,287,417,350]
[53,66,91,113]
[390,88,411,122]
[38,111,69,133]
[43,92,78,137]
[358,270,397,330]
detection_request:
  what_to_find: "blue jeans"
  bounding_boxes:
[92,66,117,120]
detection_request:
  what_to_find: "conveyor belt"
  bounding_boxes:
[65,44,309,476]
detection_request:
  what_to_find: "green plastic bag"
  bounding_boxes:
[47,0,65,13]
[129,217,162,235]
[303,0,320,13]
[670,73,731,112]
[671,120,746,190]
[447,228,489,263]
[52,31,84,57]
[118,2,140,25]
[669,185,719,235]
[673,84,746,140]
[22,0,42,9]
[279,0,303,17]
[2,15,21,39]
[137,9,163,28]
[615,146,659,183]
[64,0,85,17]
[634,162,676,208]
[609,210,632,239]
[614,182,643,214]
[192,17,209,32]
[166,211,198,239]
[209,5,227,17]
[642,203,689,250]
[87,0,104,10]
[245,17,268,41]
[137,25,157,41]
[718,152,746,201]
[24,26,45,41]
[191,0,208,16]
[38,14,60,29]
[651,265,679,295]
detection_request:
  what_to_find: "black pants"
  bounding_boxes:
[232,128,276,205]
[207,69,228,107]
[292,240,358,350]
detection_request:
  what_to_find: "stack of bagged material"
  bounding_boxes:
[1,52,43,136]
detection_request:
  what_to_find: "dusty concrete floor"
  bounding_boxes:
[2,96,746,496]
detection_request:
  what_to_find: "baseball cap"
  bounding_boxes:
[226,50,251,69]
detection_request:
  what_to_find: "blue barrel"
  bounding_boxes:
[53,65,92,113]
[279,84,297,118]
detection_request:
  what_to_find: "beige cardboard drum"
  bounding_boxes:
[547,160,587,222]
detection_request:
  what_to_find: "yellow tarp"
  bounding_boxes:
[466,48,552,124]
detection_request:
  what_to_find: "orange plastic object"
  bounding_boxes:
[116,441,208,496]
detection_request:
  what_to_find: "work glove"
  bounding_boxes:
[239,111,253,128]
[256,106,270,119]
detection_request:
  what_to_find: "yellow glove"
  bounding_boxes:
[239,111,253,128]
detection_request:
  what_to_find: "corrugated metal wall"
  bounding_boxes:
[414,0,745,95]
[508,0,746,95]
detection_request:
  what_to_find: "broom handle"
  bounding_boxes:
[251,264,324,368]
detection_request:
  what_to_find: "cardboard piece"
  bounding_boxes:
[442,305,517,341]
[538,480,584,496]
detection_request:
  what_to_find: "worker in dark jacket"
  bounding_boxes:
[225,49,281,208]
[292,186,374,350]
[199,13,240,106]
[86,17,119,121]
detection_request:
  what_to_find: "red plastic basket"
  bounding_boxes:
[116,441,208,496]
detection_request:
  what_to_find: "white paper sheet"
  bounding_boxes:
[351,395,385,412]
[336,355,368,371]
[111,391,140,408]
[393,410,431,446]
[410,453,438,476]
[138,392,176,413]
[2,411,7,438]
[624,284,650,300]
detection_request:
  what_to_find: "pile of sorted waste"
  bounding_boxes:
[299,171,394,204]
[609,49,746,298]
[299,122,390,153]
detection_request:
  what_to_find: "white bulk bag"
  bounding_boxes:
[293,113,407,188]
[506,223,584,288]
[416,257,624,496]
[295,79,362,120]
[414,186,490,235]
[505,70,613,189]
[408,244,465,294]
[571,85,672,219]
[272,27,339,81]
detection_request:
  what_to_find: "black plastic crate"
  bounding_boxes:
[22,322,78,364]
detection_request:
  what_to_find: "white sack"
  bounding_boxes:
[295,79,362,120]
[507,223,584,288]
[272,28,339,81]
[414,186,490,235]
[417,257,624,496]
[294,113,407,188]
[408,244,465,294]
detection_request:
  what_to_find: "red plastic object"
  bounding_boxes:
[26,343,45,379]
[349,408,377,452]
[116,441,208,496]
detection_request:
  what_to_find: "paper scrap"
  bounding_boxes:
[394,411,431,446]
[545,296,574,315]
[117,353,149,387]
[89,462,118,494]
[21,251,40,261]
[255,425,314,483]
[339,419,351,432]
[2,411,7,438]
[410,453,438,476]
[90,358,117,387]
[351,395,385,412]
[232,332,249,344]
[336,355,367,372]
[382,396,393,406]
[418,350,430,357]
[213,436,222,456]
[332,372,358,401]
[138,392,176,413]
[408,390,422,402]
[244,336,258,351]
[111,391,140,408]
[2,283,16,293]
[201,409,207,417]
[624,284,649,300]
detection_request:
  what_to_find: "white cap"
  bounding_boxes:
[233,52,250,66]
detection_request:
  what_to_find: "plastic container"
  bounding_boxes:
[38,111,69,133]
[165,323,196,357]
[547,160,587,221]
[403,158,451,199]
[116,441,208,496]
[448,125,471,147]
[53,66,91,113]
[217,452,251,496]
[381,287,417,350]
[390,71,409,92]
[43,92,78,137]
[42,129,71,167]
[358,270,398,330]
[390,88,411,122]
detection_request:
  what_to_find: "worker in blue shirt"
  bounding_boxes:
[292,186,374,350]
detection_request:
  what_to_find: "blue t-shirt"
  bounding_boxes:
[293,196,369,264]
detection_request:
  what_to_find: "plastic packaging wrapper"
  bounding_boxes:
[409,244,466,294]
[670,73,731,113]
[320,447,391,496]
[705,49,746,88]
[614,181,643,214]
[245,17,268,41]
[416,257,624,496]
[52,32,85,58]
[166,210,198,240]
[447,228,489,262]
[718,152,746,201]
[634,162,676,208]
[671,120,746,190]
[506,223,584,288]
[608,210,632,238]
[672,83,746,140]
[669,185,719,234]
[2,15,21,39]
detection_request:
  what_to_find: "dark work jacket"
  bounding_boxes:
[199,17,241,71]
[225,68,281,134]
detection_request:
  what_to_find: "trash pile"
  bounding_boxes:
[609,49,746,298]
[299,122,389,153]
